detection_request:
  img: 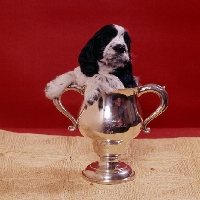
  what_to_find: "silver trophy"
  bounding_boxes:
[53,84,168,184]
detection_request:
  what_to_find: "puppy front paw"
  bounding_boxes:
[83,74,125,106]
[45,80,66,99]
[101,75,125,93]
[84,87,101,106]
[45,73,74,99]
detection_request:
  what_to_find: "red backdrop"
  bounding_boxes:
[0,0,200,137]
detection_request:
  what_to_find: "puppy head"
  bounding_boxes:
[78,24,132,77]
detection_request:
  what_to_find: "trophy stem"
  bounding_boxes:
[100,154,119,163]
[82,154,135,185]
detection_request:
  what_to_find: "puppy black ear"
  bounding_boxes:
[78,38,99,77]
[124,31,131,52]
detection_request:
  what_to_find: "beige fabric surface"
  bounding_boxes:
[0,129,200,200]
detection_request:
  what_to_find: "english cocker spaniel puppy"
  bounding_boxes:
[45,24,137,105]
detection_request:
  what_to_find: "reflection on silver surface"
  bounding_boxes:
[53,84,168,184]
[102,92,142,134]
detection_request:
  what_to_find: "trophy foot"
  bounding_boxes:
[82,161,135,185]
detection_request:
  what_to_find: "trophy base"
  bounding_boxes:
[82,161,135,185]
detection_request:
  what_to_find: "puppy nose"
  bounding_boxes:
[113,44,126,53]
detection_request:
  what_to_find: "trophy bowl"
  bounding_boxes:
[53,84,168,184]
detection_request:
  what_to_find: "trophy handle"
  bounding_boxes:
[53,85,86,131]
[138,84,168,133]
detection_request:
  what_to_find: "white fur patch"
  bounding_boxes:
[100,25,129,69]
